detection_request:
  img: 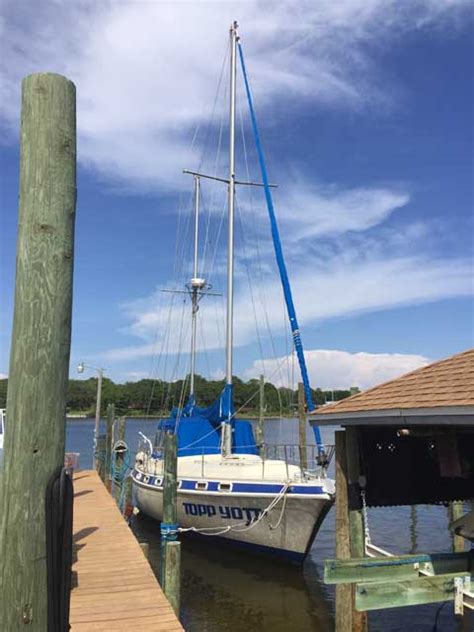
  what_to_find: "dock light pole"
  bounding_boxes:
[77,362,105,470]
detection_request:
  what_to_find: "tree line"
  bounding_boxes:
[0,375,357,417]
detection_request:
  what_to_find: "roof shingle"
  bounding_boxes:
[314,348,474,415]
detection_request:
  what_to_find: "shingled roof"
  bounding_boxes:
[310,348,474,426]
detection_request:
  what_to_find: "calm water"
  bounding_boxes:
[67,418,465,631]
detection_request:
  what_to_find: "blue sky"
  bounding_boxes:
[1,1,473,390]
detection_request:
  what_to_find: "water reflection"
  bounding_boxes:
[132,513,333,632]
[409,505,418,554]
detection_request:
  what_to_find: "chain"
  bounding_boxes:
[359,475,371,545]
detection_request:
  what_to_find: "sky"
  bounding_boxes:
[0,1,473,391]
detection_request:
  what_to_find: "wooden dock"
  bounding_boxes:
[70,470,183,631]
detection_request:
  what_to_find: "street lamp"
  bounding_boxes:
[77,362,105,470]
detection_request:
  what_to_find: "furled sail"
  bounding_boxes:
[237,39,324,454]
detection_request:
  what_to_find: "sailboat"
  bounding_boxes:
[132,22,335,562]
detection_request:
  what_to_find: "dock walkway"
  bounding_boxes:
[70,470,183,631]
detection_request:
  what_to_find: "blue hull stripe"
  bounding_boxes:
[132,469,325,496]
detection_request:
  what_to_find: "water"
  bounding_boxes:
[67,418,463,631]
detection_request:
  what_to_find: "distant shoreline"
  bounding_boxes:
[66,414,292,421]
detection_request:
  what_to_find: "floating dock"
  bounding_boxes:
[70,470,183,631]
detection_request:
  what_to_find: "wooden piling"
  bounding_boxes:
[140,541,150,560]
[113,416,127,504]
[117,415,126,442]
[256,374,265,458]
[162,432,180,616]
[298,382,308,470]
[345,427,368,632]
[164,541,181,615]
[163,432,178,527]
[122,473,133,518]
[96,434,106,481]
[0,73,76,629]
[335,430,353,632]
[105,403,114,490]
[450,501,465,553]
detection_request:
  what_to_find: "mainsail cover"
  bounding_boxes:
[157,385,258,456]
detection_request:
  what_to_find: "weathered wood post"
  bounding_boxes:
[104,403,114,490]
[449,501,465,553]
[0,72,76,629]
[335,430,353,632]
[164,541,181,614]
[92,368,103,471]
[298,382,308,470]
[256,374,265,458]
[113,416,127,504]
[139,542,150,560]
[161,431,181,616]
[96,434,106,481]
[117,415,126,442]
[345,426,369,632]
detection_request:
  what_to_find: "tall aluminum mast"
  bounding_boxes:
[189,175,201,397]
[225,21,238,388]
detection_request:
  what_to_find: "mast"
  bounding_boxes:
[225,21,238,388]
[189,175,200,398]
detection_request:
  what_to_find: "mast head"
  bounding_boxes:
[189,277,207,290]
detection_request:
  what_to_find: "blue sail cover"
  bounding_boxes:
[157,384,258,457]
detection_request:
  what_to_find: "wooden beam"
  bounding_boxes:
[0,72,76,629]
[356,572,471,611]
[325,551,473,585]
[334,430,353,632]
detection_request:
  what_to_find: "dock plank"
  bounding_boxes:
[70,470,183,631]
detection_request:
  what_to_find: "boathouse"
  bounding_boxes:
[310,348,474,630]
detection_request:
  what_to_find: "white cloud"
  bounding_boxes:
[0,373,7,379]
[245,349,430,390]
[241,182,411,243]
[1,1,471,188]
[124,371,148,381]
[99,251,472,363]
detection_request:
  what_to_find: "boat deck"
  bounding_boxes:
[70,470,183,631]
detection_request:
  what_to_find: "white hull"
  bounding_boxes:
[132,453,334,562]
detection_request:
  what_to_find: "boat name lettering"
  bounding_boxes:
[182,502,262,523]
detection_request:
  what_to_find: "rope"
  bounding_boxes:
[360,481,372,545]
[178,481,291,536]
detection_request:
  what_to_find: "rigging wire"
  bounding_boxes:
[145,41,229,415]
[237,91,285,419]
